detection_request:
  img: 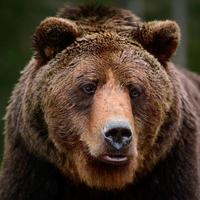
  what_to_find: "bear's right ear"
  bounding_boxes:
[33,17,80,64]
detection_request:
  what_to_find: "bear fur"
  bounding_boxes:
[0,5,200,200]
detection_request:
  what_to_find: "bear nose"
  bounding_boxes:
[102,120,133,151]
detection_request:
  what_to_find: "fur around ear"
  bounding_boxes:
[33,17,80,63]
[136,20,181,63]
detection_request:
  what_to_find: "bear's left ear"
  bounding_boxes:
[136,20,180,63]
[33,17,81,64]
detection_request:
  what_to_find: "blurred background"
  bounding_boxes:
[0,0,200,161]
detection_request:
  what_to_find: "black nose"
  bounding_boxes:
[102,120,132,151]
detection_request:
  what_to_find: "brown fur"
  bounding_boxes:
[0,5,199,200]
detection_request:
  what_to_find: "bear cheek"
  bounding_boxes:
[42,89,84,152]
[133,96,168,168]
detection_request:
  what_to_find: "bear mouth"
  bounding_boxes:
[97,154,129,166]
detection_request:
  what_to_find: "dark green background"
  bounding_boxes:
[0,0,199,160]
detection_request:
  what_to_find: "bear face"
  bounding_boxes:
[21,16,181,190]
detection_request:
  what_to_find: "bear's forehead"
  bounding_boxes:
[55,32,143,61]
[75,32,141,51]
[50,32,161,73]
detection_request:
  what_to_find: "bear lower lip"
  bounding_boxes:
[98,155,129,165]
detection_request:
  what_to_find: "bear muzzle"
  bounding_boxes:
[102,120,133,150]
[98,119,134,165]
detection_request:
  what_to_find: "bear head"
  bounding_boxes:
[21,10,181,190]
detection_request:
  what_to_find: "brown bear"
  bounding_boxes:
[0,5,199,200]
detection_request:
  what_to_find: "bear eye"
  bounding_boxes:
[129,85,142,99]
[81,83,97,95]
